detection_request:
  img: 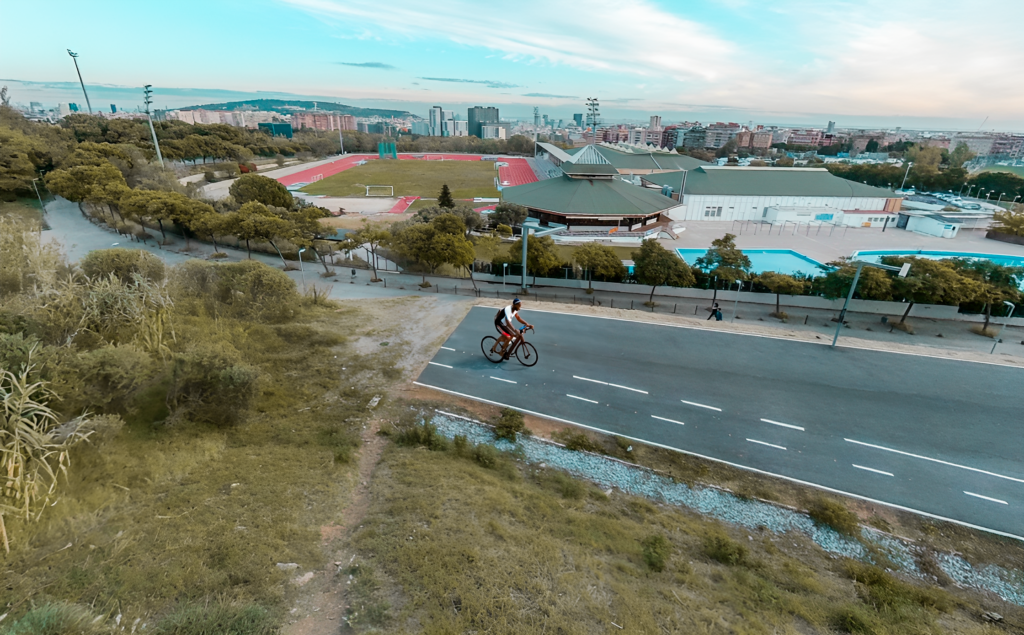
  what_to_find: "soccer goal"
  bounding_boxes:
[311,174,323,182]
[365,185,394,196]
[423,154,445,161]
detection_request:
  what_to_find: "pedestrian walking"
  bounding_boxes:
[706,302,720,320]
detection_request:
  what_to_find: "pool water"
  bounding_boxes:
[851,250,1024,269]
[676,248,828,277]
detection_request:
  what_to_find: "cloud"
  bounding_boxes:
[420,77,521,89]
[337,61,397,69]
[522,93,578,99]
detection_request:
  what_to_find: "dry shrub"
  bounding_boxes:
[808,498,860,536]
[969,324,998,338]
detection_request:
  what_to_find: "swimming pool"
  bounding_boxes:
[676,248,828,277]
[851,250,1024,269]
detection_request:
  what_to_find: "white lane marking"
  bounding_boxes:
[845,439,1024,484]
[572,375,648,394]
[964,491,1008,505]
[651,415,685,426]
[681,399,721,412]
[747,438,786,450]
[428,362,452,368]
[502,306,1024,369]
[414,382,1024,541]
[853,464,894,477]
[440,346,456,351]
[761,418,805,431]
[566,394,598,404]
[490,376,516,384]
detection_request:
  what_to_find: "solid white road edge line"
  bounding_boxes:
[681,399,722,412]
[440,346,456,351]
[487,306,1024,369]
[964,491,1009,505]
[490,376,516,384]
[427,362,453,368]
[651,415,685,426]
[853,464,894,477]
[572,375,648,394]
[747,438,787,450]
[761,418,805,431]
[845,438,1024,484]
[412,381,1024,542]
[566,394,598,404]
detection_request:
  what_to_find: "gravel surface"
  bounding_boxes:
[430,410,1023,606]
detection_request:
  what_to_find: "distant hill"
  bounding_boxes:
[180,99,416,119]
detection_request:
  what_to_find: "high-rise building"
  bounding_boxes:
[826,121,836,134]
[467,106,499,137]
[480,124,506,140]
[57,103,71,118]
[292,112,352,131]
[428,106,444,136]
[573,113,583,127]
[411,121,431,136]
[29,101,43,112]
[110,104,117,113]
[649,115,662,130]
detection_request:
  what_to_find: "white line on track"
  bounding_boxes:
[845,439,1024,484]
[428,362,452,368]
[572,375,648,394]
[853,464,894,477]
[651,415,685,426]
[747,438,786,450]
[440,346,455,351]
[681,399,721,412]
[490,376,516,384]
[964,491,1008,505]
[413,382,1024,541]
[761,418,805,431]
[566,394,598,404]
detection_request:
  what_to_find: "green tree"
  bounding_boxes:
[118,189,195,241]
[947,259,1022,327]
[968,171,1024,202]
[491,202,528,229]
[948,142,976,169]
[234,202,291,265]
[413,204,481,234]
[437,183,455,209]
[880,256,983,324]
[865,139,880,153]
[813,260,893,301]
[992,206,1024,236]
[507,234,561,285]
[631,239,694,302]
[283,205,333,273]
[45,161,129,221]
[343,220,391,281]
[495,223,513,237]
[573,242,627,289]
[228,173,293,208]
[695,233,751,283]
[191,211,228,253]
[757,272,805,316]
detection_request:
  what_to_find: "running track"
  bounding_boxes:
[276,154,537,188]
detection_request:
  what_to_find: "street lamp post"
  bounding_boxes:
[832,260,911,348]
[66,50,93,114]
[959,182,967,196]
[143,85,164,167]
[966,185,975,198]
[502,262,508,288]
[731,280,742,322]
[990,301,1016,354]
[298,248,307,293]
[899,161,913,190]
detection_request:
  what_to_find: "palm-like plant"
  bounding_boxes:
[0,363,94,554]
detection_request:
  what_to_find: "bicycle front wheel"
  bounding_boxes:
[516,341,539,367]
[481,336,504,364]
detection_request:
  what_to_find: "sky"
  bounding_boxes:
[3,0,1024,131]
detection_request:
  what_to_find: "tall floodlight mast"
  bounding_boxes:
[586,97,600,144]
[66,50,93,114]
[143,85,164,167]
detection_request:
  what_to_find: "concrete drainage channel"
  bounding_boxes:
[429,410,1024,607]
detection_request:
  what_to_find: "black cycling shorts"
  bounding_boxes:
[495,320,516,337]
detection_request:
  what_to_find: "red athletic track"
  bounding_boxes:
[498,158,537,187]
[278,153,496,187]
[389,196,420,214]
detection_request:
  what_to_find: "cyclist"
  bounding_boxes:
[492,299,533,359]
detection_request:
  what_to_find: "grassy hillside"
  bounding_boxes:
[181,98,413,119]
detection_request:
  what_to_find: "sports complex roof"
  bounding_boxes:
[640,167,897,198]
[537,141,708,172]
[502,174,681,218]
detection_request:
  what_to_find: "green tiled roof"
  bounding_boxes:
[642,167,897,197]
[595,146,707,171]
[502,175,679,217]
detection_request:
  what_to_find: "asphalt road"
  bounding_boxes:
[416,306,1024,539]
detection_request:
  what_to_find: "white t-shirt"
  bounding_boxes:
[500,305,519,325]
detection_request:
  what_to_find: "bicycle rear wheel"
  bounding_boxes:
[481,336,504,364]
[516,341,539,367]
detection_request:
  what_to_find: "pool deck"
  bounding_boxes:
[664,222,1024,265]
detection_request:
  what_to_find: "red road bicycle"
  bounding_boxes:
[481,325,538,366]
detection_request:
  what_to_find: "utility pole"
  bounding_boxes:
[832,261,910,348]
[67,50,93,114]
[143,85,164,167]
[899,161,912,190]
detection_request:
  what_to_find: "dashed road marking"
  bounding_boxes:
[440,346,456,351]
[566,394,598,404]
[651,415,685,426]
[761,418,805,431]
[845,439,1024,484]
[747,438,786,451]
[428,362,452,368]
[490,376,516,384]
[853,464,894,477]
[572,375,648,394]
[964,491,1008,505]
[681,399,721,412]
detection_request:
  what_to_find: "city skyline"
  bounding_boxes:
[4,0,1024,131]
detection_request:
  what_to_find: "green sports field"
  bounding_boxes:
[300,160,500,199]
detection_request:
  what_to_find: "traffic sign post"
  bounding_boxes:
[832,260,909,349]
